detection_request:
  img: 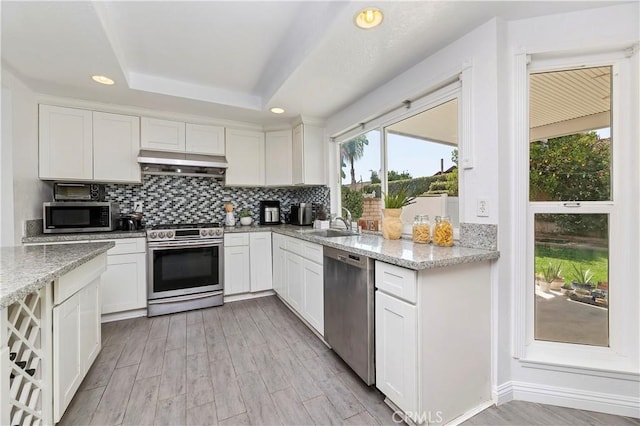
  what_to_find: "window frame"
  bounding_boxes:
[335,83,463,226]
[515,51,638,374]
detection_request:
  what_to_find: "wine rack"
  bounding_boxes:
[4,288,48,426]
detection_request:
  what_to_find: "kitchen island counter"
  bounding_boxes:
[0,242,114,308]
[22,230,146,244]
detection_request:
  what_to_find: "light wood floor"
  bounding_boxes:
[60,295,640,426]
[60,295,394,426]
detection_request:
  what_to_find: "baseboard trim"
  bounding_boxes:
[101,308,147,323]
[223,290,275,303]
[495,380,640,418]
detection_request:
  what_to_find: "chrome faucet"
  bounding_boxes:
[334,207,352,230]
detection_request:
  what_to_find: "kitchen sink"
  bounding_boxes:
[306,229,360,238]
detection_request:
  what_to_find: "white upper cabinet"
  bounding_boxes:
[186,123,225,155]
[225,128,265,186]
[39,105,141,183]
[265,129,293,186]
[292,123,325,185]
[93,112,141,183]
[140,117,186,152]
[39,105,93,180]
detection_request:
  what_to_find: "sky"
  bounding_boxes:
[341,127,611,185]
[341,130,456,184]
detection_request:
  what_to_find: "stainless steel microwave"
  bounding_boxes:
[43,202,120,233]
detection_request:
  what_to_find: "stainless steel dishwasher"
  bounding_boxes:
[323,246,375,385]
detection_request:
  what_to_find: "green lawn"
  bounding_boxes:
[535,244,608,285]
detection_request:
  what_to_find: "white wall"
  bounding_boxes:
[2,69,50,245]
[1,87,15,246]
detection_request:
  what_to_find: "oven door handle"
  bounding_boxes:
[148,241,222,250]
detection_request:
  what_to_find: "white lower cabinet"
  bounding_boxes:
[52,253,106,422]
[302,259,324,335]
[224,245,251,295]
[285,251,304,312]
[53,291,82,421]
[375,290,417,414]
[101,247,146,315]
[272,233,287,297]
[274,234,324,336]
[249,232,273,292]
[224,232,272,296]
[374,260,493,425]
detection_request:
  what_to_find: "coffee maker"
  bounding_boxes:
[259,200,281,225]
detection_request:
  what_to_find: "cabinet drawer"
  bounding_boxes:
[55,253,107,306]
[105,238,146,255]
[286,237,303,254]
[224,233,249,247]
[302,241,323,265]
[375,261,417,304]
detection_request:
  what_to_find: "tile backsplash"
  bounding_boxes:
[105,175,329,226]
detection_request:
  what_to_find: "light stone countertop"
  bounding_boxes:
[22,230,147,244]
[226,224,500,270]
[0,242,114,309]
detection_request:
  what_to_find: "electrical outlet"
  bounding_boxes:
[477,198,489,217]
[133,201,143,213]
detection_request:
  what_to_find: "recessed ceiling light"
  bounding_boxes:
[91,75,115,85]
[354,8,383,29]
[270,107,285,114]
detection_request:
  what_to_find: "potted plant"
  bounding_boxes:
[541,261,564,291]
[561,283,574,296]
[239,209,253,226]
[570,264,594,290]
[381,186,416,240]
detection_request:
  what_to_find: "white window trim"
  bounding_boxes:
[332,81,465,223]
[512,49,639,376]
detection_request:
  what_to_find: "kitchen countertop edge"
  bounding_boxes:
[0,242,115,309]
[230,225,499,271]
[22,230,147,244]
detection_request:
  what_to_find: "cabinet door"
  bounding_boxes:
[186,123,225,155]
[292,124,304,185]
[79,278,101,371]
[39,105,93,180]
[93,112,141,183]
[301,124,325,185]
[53,292,82,422]
[225,129,265,186]
[249,232,273,292]
[101,252,147,314]
[272,234,287,298]
[302,259,324,335]
[265,130,292,186]
[140,117,185,152]
[224,246,250,295]
[375,291,418,414]
[285,252,304,312]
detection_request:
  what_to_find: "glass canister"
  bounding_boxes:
[433,216,454,247]
[412,215,431,244]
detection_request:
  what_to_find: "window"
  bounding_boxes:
[337,89,461,232]
[529,66,612,347]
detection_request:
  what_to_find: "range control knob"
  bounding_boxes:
[215,229,223,237]
[208,230,215,236]
[149,232,157,239]
[166,231,174,238]
[158,231,166,238]
[200,230,207,237]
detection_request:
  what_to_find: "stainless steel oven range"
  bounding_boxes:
[147,223,224,317]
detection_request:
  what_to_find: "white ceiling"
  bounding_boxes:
[1,1,624,126]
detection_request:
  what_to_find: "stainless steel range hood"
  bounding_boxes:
[137,150,227,178]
